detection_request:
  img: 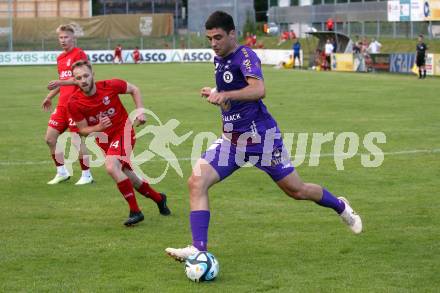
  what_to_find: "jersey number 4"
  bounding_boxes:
[110,140,120,149]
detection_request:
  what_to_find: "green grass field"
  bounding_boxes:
[0,64,439,292]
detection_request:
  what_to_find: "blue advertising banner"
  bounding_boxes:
[389,53,416,73]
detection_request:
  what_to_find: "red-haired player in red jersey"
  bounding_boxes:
[41,24,94,185]
[67,60,171,226]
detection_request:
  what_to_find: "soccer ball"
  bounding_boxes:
[184,251,219,282]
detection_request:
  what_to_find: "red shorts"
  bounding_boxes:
[96,128,136,167]
[48,106,79,133]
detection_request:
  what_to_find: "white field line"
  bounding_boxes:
[0,148,439,166]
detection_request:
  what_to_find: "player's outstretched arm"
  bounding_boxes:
[41,87,60,112]
[206,77,265,105]
[126,82,146,126]
[47,78,77,90]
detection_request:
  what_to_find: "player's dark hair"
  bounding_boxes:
[72,59,92,72]
[205,11,235,33]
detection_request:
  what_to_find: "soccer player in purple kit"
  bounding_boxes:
[165,11,362,261]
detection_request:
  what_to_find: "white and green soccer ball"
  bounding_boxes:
[184,251,219,282]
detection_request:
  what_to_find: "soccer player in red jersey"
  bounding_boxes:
[67,60,171,226]
[132,47,141,64]
[41,24,94,185]
[114,44,123,64]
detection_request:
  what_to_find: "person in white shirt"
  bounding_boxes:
[324,39,334,70]
[368,38,382,54]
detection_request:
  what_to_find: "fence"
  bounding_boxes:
[0,34,211,52]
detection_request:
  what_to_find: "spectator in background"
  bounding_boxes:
[324,39,334,70]
[313,48,323,70]
[251,33,257,47]
[292,39,302,69]
[331,37,337,53]
[132,47,140,64]
[361,37,369,55]
[289,30,296,40]
[416,34,428,79]
[326,18,334,31]
[277,31,290,46]
[245,32,257,47]
[353,41,361,54]
[367,38,382,54]
[245,32,253,46]
[113,44,123,64]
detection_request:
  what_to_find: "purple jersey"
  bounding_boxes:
[214,46,279,143]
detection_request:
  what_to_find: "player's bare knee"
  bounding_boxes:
[45,135,57,147]
[104,159,118,177]
[188,174,206,194]
[286,184,307,200]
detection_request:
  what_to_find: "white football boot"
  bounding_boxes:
[47,173,70,185]
[165,245,199,262]
[75,175,94,185]
[338,197,362,234]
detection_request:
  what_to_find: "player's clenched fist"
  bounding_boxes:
[200,87,212,98]
[98,114,112,130]
[135,113,147,126]
[207,91,228,105]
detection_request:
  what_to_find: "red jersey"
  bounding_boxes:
[57,47,87,107]
[68,79,131,137]
[133,50,140,61]
[114,46,122,56]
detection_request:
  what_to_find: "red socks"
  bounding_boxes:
[51,153,64,167]
[136,181,162,203]
[117,179,140,212]
[79,157,89,171]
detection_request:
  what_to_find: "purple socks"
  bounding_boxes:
[190,210,210,251]
[317,189,345,214]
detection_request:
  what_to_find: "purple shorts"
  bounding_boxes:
[201,137,295,182]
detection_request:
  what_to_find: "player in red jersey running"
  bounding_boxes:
[41,24,94,185]
[67,60,171,226]
[132,47,141,64]
[114,44,123,64]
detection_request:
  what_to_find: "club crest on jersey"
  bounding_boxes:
[271,148,283,166]
[223,71,233,83]
[103,96,110,105]
[67,58,71,67]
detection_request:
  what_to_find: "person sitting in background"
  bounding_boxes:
[244,32,257,47]
[277,31,290,46]
[245,32,252,46]
[289,30,296,40]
